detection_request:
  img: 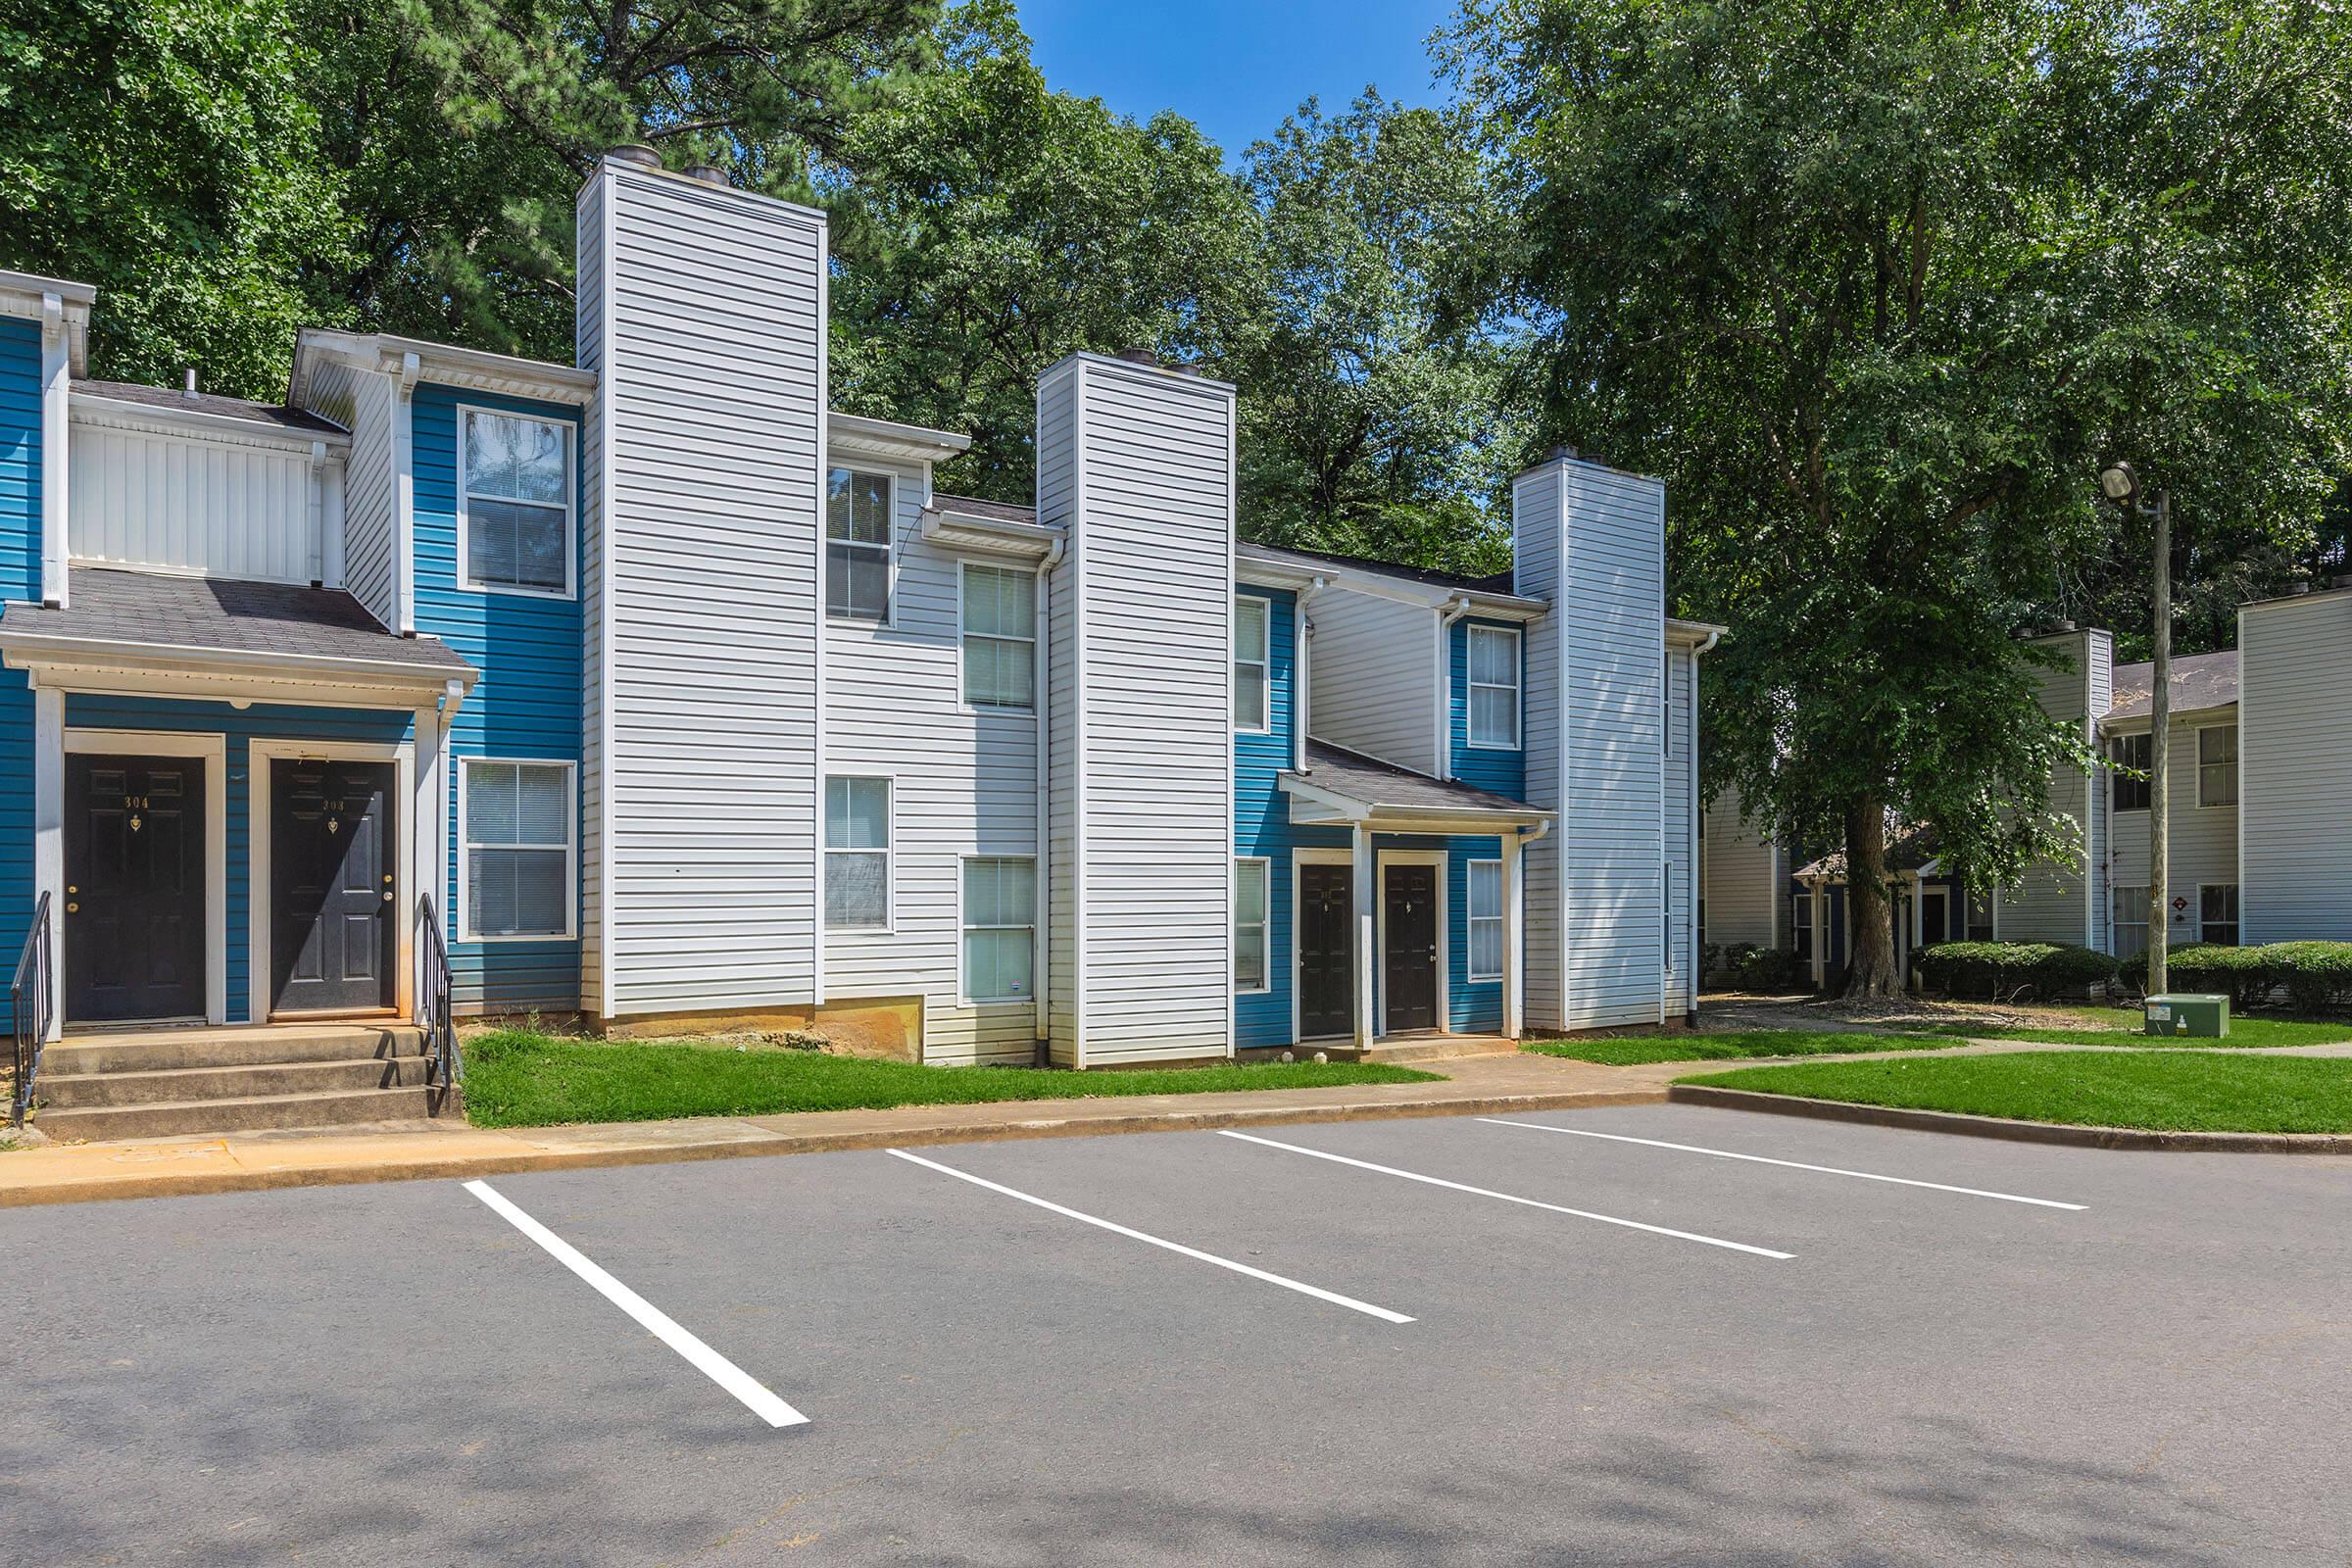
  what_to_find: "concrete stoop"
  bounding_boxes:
[1319,1036,1522,1066]
[30,1025,453,1141]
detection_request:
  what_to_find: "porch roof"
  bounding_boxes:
[1281,740,1552,829]
[0,568,477,696]
[1794,822,1941,883]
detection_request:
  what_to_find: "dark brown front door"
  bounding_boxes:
[65,755,207,1023]
[1383,863,1440,1035]
[1298,863,1353,1039]
[270,759,396,1015]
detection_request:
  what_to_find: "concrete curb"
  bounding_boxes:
[0,1085,1669,1207]
[1669,1084,2352,1154]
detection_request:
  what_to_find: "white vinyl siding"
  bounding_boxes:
[1998,628,2102,946]
[2196,723,2237,808]
[461,760,576,941]
[962,564,1036,710]
[2241,591,2352,941]
[823,452,1041,1065]
[1466,858,1503,981]
[459,407,574,596]
[579,160,827,1016]
[1234,593,1269,732]
[827,466,892,621]
[961,857,1035,1004]
[68,411,341,587]
[2103,709,2238,953]
[1307,587,1439,772]
[1235,857,1270,992]
[1701,791,1782,951]
[823,776,892,931]
[1467,624,1521,749]
[309,355,397,624]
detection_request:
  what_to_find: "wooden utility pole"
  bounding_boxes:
[2148,488,2172,996]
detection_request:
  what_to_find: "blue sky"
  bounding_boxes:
[1017,0,1459,161]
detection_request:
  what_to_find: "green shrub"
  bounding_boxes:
[1916,941,2119,1000]
[1734,946,1808,992]
[2117,941,2352,1012]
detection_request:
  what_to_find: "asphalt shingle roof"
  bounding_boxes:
[1289,739,1544,815]
[2106,649,2239,720]
[0,568,473,673]
[79,378,345,435]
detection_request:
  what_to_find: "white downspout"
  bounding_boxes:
[1034,535,1065,1056]
[1295,575,1328,773]
[37,292,69,609]
[1436,596,1472,779]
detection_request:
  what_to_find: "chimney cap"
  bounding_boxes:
[1117,347,1159,368]
[607,143,662,170]
[1544,443,1579,464]
[182,368,197,398]
[2051,617,2077,633]
[683,163,730,187]
[2288,580,2312,595]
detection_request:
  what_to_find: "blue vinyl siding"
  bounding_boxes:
[1450,616,1525,799]
[1234,586,1308,1049]
[411,386,584,1011]
[0,318,42,972]
[63,697,413,1021]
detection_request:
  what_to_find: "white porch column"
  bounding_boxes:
[1810,882,1827,986]
[1351,821,1376,1051]
[1501,828,1525,1039]
[1909,877,1925,989]
[38,293,69,609]
[31,685,64,1040]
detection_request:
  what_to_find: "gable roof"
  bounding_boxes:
[1283,739,1548,823]
[2107,649,2238,721]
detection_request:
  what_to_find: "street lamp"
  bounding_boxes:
[2097,458,2172,997]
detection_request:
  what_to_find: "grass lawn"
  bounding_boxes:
[462,1030,1442,1129]
[1682,1050,2352,1134]
[1524,1029,1956,1065]
[1926,1010,2352,1050]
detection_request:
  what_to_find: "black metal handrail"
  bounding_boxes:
[11,892,54,1127]
[418,895,461,1093]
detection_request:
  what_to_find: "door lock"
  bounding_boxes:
[381,891,395,903]
[66,902,78,913]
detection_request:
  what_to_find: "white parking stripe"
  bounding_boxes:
[464,1180,810,1429]
[1216,1131,1794,1259]
[1475,1119,2088,1210]
[886,1148,1415,1324]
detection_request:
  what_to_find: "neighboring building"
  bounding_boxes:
[0,149,1714,1099]
[1700,592,2352,985]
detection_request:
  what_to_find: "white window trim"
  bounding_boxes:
[2111,883,2151,958]
[957,560,1037,714]
[822,772,895,933]
[454,403,577,601]
[1235,855,1273,995]
[1790,892,1815,958]
[957,854,1037,1006]
[1233,592,1272,736]
[2197,881,2240,946]
[1465,857,1504,983]
[457,757,578,944]
[2195,721,2238,809]
[2109,729,2152,812]
[826,466,896,626]
[1465,623,1522,751]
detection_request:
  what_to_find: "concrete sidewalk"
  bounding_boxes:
[0,1050,1684,1206]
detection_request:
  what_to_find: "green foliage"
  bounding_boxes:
[2119,941,2352,1012]
[1916,941,2119,1000]
[1446,0,2352,988]
[1703,943,1808,993]
[826,1,1253,501]
[1683,1051,2352,1135]
[461,1028,1438,1128]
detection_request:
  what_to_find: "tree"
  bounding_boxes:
[0,0,354,394]
[1233,94,1528,576]
[1446,0,2352,994]
[825,1,1255,500]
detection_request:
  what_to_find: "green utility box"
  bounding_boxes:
[2145,993,2230,1038]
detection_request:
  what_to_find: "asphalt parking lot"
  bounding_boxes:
[5,1105,2348,1566]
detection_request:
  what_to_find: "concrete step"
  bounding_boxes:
[1338,1037,1523,1065]
[44,1026,426,1076]
[32,1084,445,1142]
[36,1055,439,1109]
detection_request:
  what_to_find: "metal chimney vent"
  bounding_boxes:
[607,143,662,170]
[684,164,730,187]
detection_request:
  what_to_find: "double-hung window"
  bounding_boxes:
[1966,892,1995,942]
[1790,893,1814,961]
[2200,884,2239,946]
[823,776,891,930]
[1468,626,1521,749]
[1467,859,1504,982]
[962,564,1035,711]
[961,858,1035,1002]
[1234,858,1270,991]
[2111,885,2150,959]
[461,760,575,940]
[826,468,892,622]
[2110,732,2151,811]
[1233,595,1270,732]
[2197,725,2237,808]
[460,409,573,596]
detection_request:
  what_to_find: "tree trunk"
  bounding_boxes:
[1842,797,1901,999]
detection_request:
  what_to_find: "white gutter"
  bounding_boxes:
[1435,596,1473,780]
[1033,533,1065,1054]
[1294,575,1327,773]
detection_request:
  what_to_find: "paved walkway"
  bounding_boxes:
[0,1049,1687,1206]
